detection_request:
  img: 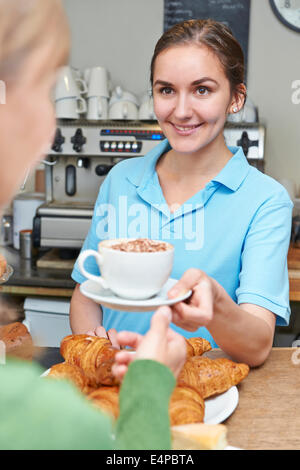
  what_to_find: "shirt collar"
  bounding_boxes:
[126,140,250,193]
[211,146,251,191]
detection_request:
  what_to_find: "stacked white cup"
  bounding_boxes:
[54,66,87,119]
[109,86,139,120]
[139,92,156,120]
[85,67,110,120]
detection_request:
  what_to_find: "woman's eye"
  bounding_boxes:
[196,86,210,96]
[159,87,174,95]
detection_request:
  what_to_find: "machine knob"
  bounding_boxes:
[95,164,114,177]
[77,157,90,169]
[237,131,259,157]
[71,128,87,153]
[52,128,65,153]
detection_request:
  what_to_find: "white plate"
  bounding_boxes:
[80,278,192,312]
[204,386,239,424]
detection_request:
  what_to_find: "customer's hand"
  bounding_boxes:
[85,326,120,349]
[167,268,220,331]
[112,306,186,381]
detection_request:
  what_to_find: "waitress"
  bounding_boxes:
[71,19,293,367]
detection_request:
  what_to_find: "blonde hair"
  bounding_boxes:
[0,0,70,82]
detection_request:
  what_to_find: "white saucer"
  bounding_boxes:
[80,278,192,312]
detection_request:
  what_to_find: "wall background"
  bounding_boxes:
[26,1,299,196]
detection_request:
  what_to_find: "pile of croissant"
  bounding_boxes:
[48,334,249,425]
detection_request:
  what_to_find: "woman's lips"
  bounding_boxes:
[170,122,203,136]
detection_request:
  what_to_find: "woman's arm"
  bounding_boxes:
[168,269,275,367]
[69,283,103,334]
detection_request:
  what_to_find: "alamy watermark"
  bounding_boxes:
[0,80,6,104]
[292,80,300,105]
[95,196,205,251]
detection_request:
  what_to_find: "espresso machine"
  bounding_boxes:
[33,120,165,250]
[33,120,265,250]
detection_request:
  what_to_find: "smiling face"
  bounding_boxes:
[152,44,239,156]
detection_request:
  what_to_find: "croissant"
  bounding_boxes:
[88,386,120,420]
[60,334,119,387]
[0,322,33,360]
[185,337,212,358]
[48,362,91,394]
[169,385,205,426]
[178,356,249,399]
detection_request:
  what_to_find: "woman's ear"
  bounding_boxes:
[228,83,247,115]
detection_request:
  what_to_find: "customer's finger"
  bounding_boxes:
[112,363,128,382]
[116,331,143,349]
[149,306,172,336]
[115,350,136,366]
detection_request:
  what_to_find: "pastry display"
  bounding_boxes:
[0,322,33,360]
[47,333,250,433]
[171,423,228,450]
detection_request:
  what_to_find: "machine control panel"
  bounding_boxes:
[49,122,166,157]
[100,140,142,153]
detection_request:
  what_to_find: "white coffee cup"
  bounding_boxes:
[87,67,109,98]
[56,96,87,119]
[78,238,174,300]
[55,66,87,100]
[109,86,139,120]
[87,96,108,120]
[139,95,156,120]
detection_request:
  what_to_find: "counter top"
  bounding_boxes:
[207,348,300,450]
[0,246,75,296]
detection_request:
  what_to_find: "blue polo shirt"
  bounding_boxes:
[72,139,293,348]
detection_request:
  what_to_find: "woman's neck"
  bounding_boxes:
[158,134,233,184]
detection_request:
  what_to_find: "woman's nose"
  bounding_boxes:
[173,94,193,120]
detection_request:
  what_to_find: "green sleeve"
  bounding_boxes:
[116,359,176,450]
[0,359,114,450]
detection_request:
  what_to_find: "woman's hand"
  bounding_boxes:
[167,268,220,331]
[85,326,120,349]
[112,306,186,381]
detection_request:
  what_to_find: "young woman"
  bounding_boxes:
[0,0,186,450]
[71,19,293,367]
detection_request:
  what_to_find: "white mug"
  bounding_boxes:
[139,97,156,120]
[56,96,87,119]
[87,67,109,98]
[55,66,87,100]
[87,96,108,120]
[109,86,139,120]
[109,101,138,120]
[78,238,174,300]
